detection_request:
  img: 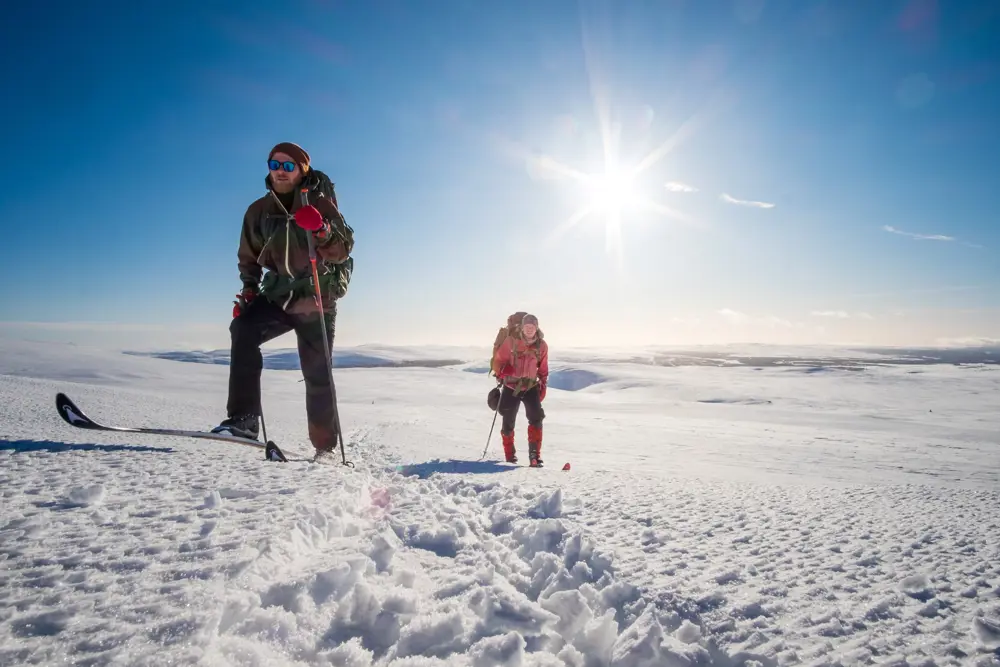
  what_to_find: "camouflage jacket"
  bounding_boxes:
[237,169,354,312]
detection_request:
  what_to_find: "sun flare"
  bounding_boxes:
[500,9,706,266]
[587,166,638,215]
[530,143,694,266]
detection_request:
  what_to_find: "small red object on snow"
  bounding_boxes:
[562,462,571,471]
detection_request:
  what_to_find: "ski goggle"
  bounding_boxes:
[268,159,297,172]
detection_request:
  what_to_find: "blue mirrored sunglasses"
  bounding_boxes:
[268,159,297,172]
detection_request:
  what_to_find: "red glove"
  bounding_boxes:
[232,287,256,318]
[294,205,325,232]
[539,381,547,401]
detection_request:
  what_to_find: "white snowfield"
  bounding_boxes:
[1,338,999,666]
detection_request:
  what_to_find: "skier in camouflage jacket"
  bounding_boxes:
[212,142,354,456]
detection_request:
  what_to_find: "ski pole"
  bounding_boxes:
[481,382,504,460]
[301,187,352,467]
[257,379,283,461]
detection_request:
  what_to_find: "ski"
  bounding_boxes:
[55,392,289,462]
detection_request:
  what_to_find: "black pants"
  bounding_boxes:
[499,384,544,434]
[227,297,338,447]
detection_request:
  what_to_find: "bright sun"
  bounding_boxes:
[522,119,696,266]
[588,166,638,215]
[496,6,706,267]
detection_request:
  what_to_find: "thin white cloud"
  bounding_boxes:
[811,311,874,320]
[665,181,698,192]
[882,225,954,241]
[720,193,775,209]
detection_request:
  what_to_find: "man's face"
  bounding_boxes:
[522,323,538,339]
[268,151,304,193]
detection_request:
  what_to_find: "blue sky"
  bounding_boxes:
[1,0,998,349]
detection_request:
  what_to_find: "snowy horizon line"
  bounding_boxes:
[2,315,998,352]
[0,323,998,351]
[2,333,1000,355]
[156,340,1000,352]
[120,344,999,374]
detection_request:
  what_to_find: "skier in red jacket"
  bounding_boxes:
[493,313,549,467]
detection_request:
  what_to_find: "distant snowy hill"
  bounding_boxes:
[126,342,1000,371]
[1,338,999,666]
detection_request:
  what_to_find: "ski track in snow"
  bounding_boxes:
[1,339,1000,666]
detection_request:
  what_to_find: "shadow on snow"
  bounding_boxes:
[1,439,175,455]
[392,458,514,479]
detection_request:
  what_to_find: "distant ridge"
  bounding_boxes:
[125,344,1000,371]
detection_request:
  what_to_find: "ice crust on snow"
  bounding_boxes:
[0,338,999,666]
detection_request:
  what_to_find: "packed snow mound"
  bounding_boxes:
[464,366,653,394]
[461,363,650,393]
[546,368,608,391]
[782,365,866,374]
[458,361,492,375]
[696,397,772,406]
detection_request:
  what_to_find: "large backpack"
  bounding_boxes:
[489,312,527,377]
[312,170,355,299]
[489,311,545,379]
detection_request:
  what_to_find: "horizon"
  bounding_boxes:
[1,325,997,355]
[1,1,998,350]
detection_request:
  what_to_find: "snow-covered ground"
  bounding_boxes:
[1,338,999,666]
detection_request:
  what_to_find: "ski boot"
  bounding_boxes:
[313,446,337,464]
[211,413,259,440]
[309,423,338,464]
[501,431,517,464]
[527,424,543,468]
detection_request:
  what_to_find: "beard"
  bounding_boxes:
[270,177,296,193]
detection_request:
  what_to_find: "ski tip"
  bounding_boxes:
[265,441,288,463]
[55,393,97,429]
